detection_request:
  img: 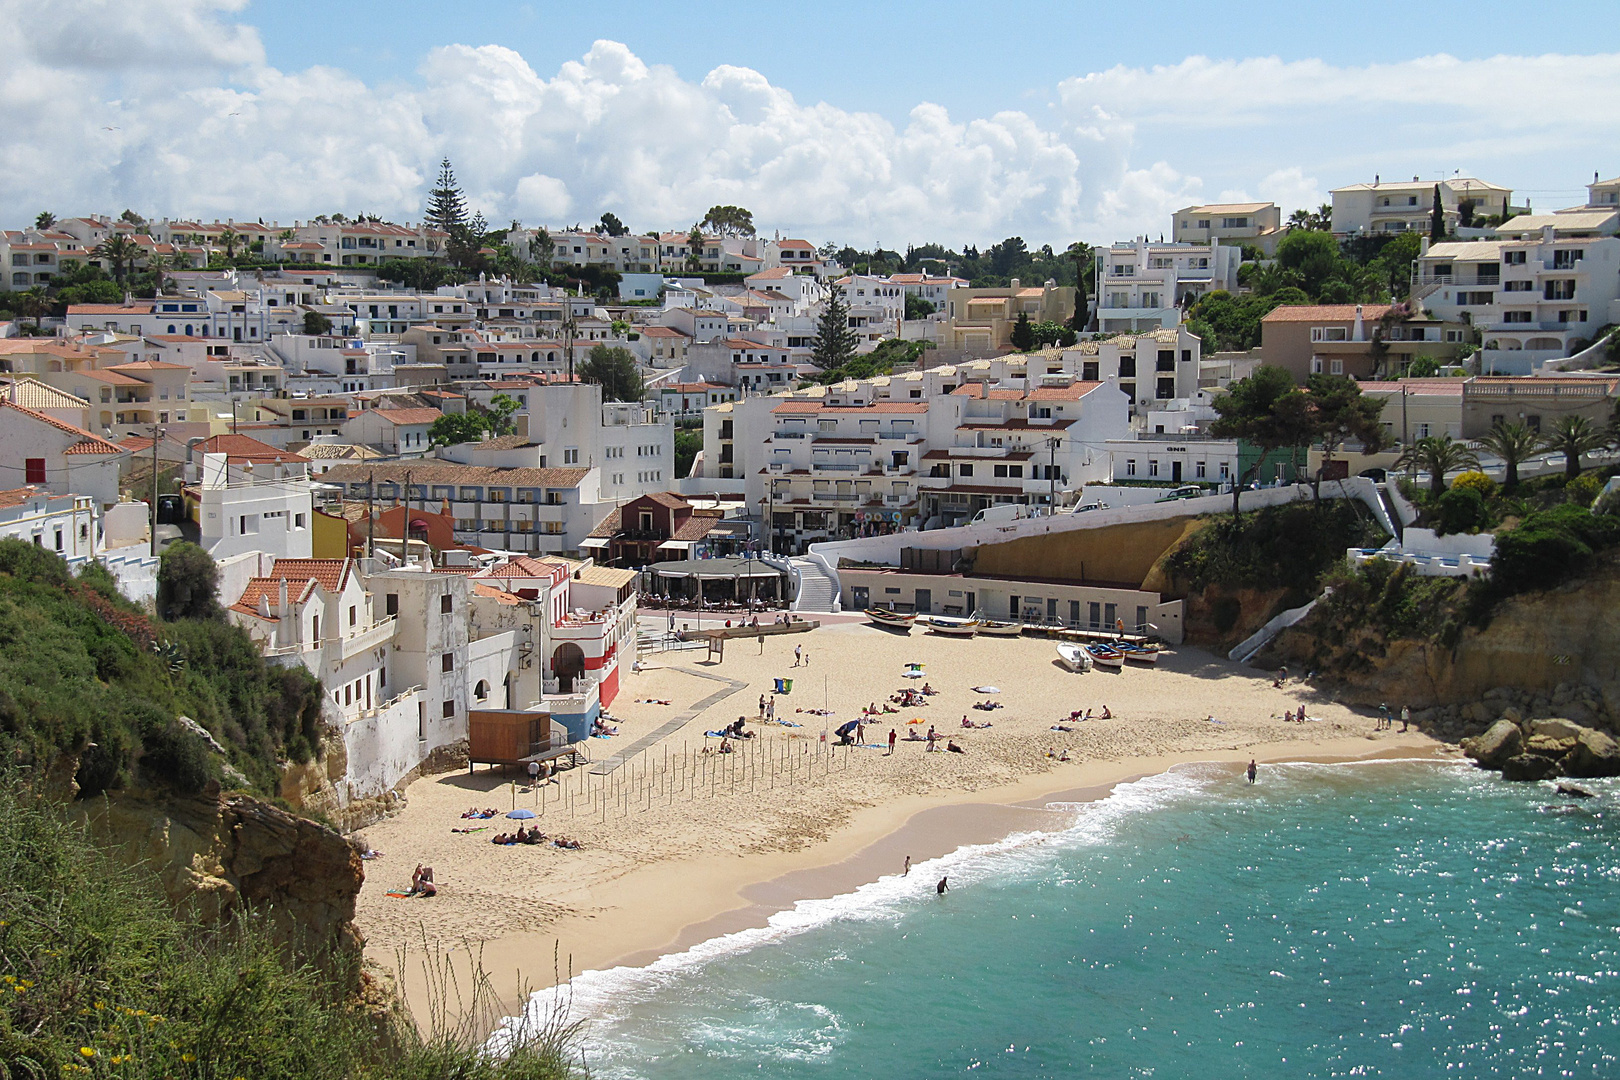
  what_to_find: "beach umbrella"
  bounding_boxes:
[972,686,1001,694]
[836,720,859,737]
[506,808,537,819]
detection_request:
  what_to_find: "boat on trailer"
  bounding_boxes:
[1085,643,1125,669]
[866,606,916,629]
[1056,642,1093,672]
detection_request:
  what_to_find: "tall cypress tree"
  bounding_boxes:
[811,290,858,370]
[426,158,468,236]
[1430,184,1446,241]
[1010,311,1035,352]
[1069,253,1090,332]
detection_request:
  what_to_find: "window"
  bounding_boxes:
[441,652,454,673]
[958,463,973,477]
[1311,357,1324,374]
[440,594,453,614]
[349,605,357,627]
[442,699,456,719]
[1310,327,1349,342]
[386,593,398,616]
[1503,251,1526,265]
[24,458,44,484]
[1503,311,1532,324]
[1157,378,1176,399]
[1126,459,1137,476]
[1195,461,1207,479]
[474,680,489,701]
[563,448,580,464]
[1118,357,1136,377]
[1148,460,1160,478]
[1544,280,1577,301]
[1503,280,1533,292]
[992,464,1023,478]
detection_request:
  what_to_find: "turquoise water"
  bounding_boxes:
[513,761,1620,1078]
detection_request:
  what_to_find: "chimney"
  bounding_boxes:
[1353,305,1365,342]
[1009,278,1020,291]
[278,576,289,621]
[1419,236,1430,256]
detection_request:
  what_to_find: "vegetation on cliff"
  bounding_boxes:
[1165,500,1388,602]
[0,778,581,1078]
[0,540,323,799]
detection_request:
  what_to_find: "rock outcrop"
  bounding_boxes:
[80,785,364,979]
[1564,727,1620,779]
[1500,753,1561,782]
[1460,719,1522,768]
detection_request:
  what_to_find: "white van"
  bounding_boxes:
[970,504,1030,526]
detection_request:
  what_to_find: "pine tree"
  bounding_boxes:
[1010,311,1035,351]
[1069,257,1090,332]
[1430,184,1445,241]
[426,158,468,236]
[811,290,858,370]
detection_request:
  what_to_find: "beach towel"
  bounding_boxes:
[385,890,412,898]
[705,730,730,738]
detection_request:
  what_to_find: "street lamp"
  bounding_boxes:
[758,495,770,556]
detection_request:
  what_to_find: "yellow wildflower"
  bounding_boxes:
[78,1047,96,1058]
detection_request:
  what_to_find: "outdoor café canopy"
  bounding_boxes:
[645,556,787,581]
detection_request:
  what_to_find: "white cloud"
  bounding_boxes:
[0,7,1615,246]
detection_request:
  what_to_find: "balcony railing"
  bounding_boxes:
[341,617,397,661]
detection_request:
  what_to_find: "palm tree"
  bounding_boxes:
[15,288,50,332]
[1541,414,1608,482]
[1474,420,1541,489]
[218,227,240,259]
[1396,433,1480,496]
[93,234,141,285]
[33,211,56,230]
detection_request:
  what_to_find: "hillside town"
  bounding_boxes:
[4,164,1620,820]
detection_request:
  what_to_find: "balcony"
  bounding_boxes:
[341,617,397,661]
[811,461,861,472]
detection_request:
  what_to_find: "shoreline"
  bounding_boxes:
[379,735,1451,1033]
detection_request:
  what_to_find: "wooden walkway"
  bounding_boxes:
[587,666,748,775]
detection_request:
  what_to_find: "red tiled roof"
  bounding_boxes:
[0,399,124,454]
[772,400,928,414]
[369,408,443,425]
[1261,304,1394,323]
[267,558,350,593]
[481,556,569,581]
[195,434,308,463]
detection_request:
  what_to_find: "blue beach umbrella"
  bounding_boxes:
[506,808,537,819]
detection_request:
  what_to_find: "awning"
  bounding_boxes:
[579,537,610,549]
[656,539,695,551]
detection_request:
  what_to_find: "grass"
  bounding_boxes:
[0,775,583,1079]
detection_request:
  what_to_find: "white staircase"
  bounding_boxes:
[789,556,841,613]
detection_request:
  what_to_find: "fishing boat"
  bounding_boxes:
[922,616,981,637]
[974,618,1024,637]
[1085,642,1125,669]
[1116,641,1161,665]
[866,606,916,629]
[1056,642,1093,672]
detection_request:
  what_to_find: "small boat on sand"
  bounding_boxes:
[1116,641,1161,664]
[1056,642,1093,672]
[866,606,916,629]
[1085,643,1125,669]
[974,618,1023,637]
[922,616,980,637]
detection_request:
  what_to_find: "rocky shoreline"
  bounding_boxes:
[1459,709,1620,782]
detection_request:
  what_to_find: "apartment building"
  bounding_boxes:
[656,381,735,418]
[339,406,440,457]
[0,398,126,506]
[266,220,446,265]
[1330,176,1512,237]
[1260,304,1464,382]
[686,335,804,390]
[1095,239,1240,333]
[1171,202,1283,254]
[1460,376,1620,439]
[890,273,968,316]
[941,279,1076,354]
[0,486,99,561]
[183,438,316,561]
[1067,327,1205,414]
[317,463,602,555]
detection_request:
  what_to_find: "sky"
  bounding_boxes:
[5,0,1620,250]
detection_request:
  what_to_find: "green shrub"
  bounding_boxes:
[1451,470,1496,498]
[1490,503,1620,596]
[1434,486,1488,535]
[1566,473,1603,507]
[1167,500,1388,601]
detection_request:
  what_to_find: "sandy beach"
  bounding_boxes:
[352,619,1448,1026]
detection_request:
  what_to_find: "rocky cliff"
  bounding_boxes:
[76,781,364,977]
[1266,554,1620,731]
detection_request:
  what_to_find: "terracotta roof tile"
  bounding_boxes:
[0,399,124,454]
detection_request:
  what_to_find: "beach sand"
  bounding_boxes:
[352,620,1449,1028]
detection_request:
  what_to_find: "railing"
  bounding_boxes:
[351,684,423,723]
[341,617,397,660]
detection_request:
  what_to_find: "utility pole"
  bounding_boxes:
[1048,436,1059,513]
[366,467,375,559]
[148,423,166,557]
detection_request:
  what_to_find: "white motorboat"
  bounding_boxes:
[1056,642,1093,672]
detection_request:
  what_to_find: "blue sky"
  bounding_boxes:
[6,1,1620,247]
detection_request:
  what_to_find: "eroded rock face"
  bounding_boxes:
[1461,719,1523,768]
[1500,754,1561,782]
[81,788,363,980]
[1563,727,1620,779]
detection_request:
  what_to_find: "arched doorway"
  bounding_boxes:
[552,642,586,693]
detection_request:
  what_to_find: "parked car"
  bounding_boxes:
[1071,502,1110,514]
[1358,468,1388,482]
[970,504,1031,525]
[1153,485,1205,503]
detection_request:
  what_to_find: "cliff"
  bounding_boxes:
[1266,553,1620,731]
[76,780,364,975]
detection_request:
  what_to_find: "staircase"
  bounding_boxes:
[789,556,841,613]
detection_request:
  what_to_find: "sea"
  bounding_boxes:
[506,760,1620,1078]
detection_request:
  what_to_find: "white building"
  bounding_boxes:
[1330,176,1512,237]
[1095,239,1241,333]
[0,398,127,507]
[185,441,315,561]
[1171,202,1283,254]
[0,486,99,562]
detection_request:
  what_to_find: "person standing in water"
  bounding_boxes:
[1246,759,1257,784]
[936,876,949,895]
[903,855,911,877]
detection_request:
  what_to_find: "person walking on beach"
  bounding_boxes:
[1246,759,1257,784]
[936,876,949,895]
[1400,705,1410,733]
[794,644,802,667]
[527,759,540,788]
[888,728,897,755]
[903,855,911,877]
[759,693,766,716]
